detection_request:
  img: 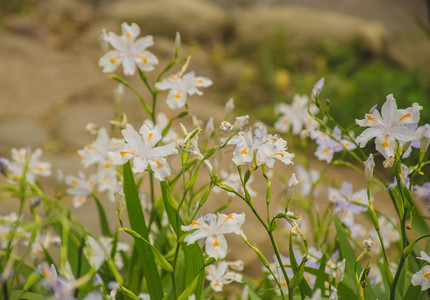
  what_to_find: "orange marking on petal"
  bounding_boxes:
[89,179,95,185]
[366,114,374,121]
[120,151,131,157]
[275,152,284,157]
[382,136,389,148]
[126,32,132,38]
[323,149,329,153]
[214,282,220,287]
[77,196,84,203]
[71,179,79,186]
[343,211,349,218]
[424,272,430,280]
[283,118,290,124]
[87,145,95,150]
[191,220,201,226]
[109,56,120,64]
[138,56,148,63]
[195,80,204,84]
[241,148,248,155]
[105,162,111,168]
[213,237,220,247]
[174,92,181,99]
[400,113,412,121]
[271,138,278,143]
[152,159,163,169]
[148,133,153,140]
[36,166,44,171]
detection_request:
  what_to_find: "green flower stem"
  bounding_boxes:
[261,165,272,224]
[241,238,287,299]
[109,73,152,115]
[268,230,292,300]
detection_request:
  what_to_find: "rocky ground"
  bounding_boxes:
[0,0,429,279]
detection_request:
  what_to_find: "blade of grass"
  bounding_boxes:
[123,162,163,299]
[92,194,111,237]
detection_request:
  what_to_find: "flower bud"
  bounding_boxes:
[174,32,181,51]
[364,154,375,181]
[219,121,233,132]
[311,77,324,99]
[224,97,235,118]
[31,197,41,209]
[335,259,346,284]
[0,158,10,176]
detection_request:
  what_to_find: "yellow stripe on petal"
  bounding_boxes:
[399,113,412,121]
[109,56,120,64]
[152,159,163,169]
[382,136,390,148]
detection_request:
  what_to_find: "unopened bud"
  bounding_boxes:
[219,121,233,132]
[364,154,375,181]
[0,158,10,176]
[98,29,109,52]
[174,32,181,50]
[31,197,41,209]
[311,77,324,99]
[224,98,235,117]
[114,84,124,102]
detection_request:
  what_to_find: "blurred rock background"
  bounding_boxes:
[0,0,429,282]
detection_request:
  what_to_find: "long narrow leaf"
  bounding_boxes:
[123,163,163,299]
[160,181,205,298]
[93,194,111,236]
[122,227,173,273]
[334,218,358,297]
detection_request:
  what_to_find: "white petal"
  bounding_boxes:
[381,94,397,126]
[375,134,396,160]
[205,235,227,260]
[355,128,383,147]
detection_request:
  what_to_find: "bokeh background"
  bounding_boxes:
[0,0,429,158]
[1,0,430,286]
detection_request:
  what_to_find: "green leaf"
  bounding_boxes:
[123,162,163,299]
[160,181,179,234]
[122,227,173,273]
[178,268,203,300]
[244,169,251,184]
[334,218,358,296]
[185,168,199,191]
[120,285,140,300]
[290,261,305,289]
[160,181,205,298]
[10,291,45,300]
[22,272,41,291]
[93,194,111,236]
[288,234,312,297]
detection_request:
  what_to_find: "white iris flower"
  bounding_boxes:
[355,94,422,160]
[99,22,158,76]
[108,123,178,181]
[181,213,245,260]
[155,71,212,110]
